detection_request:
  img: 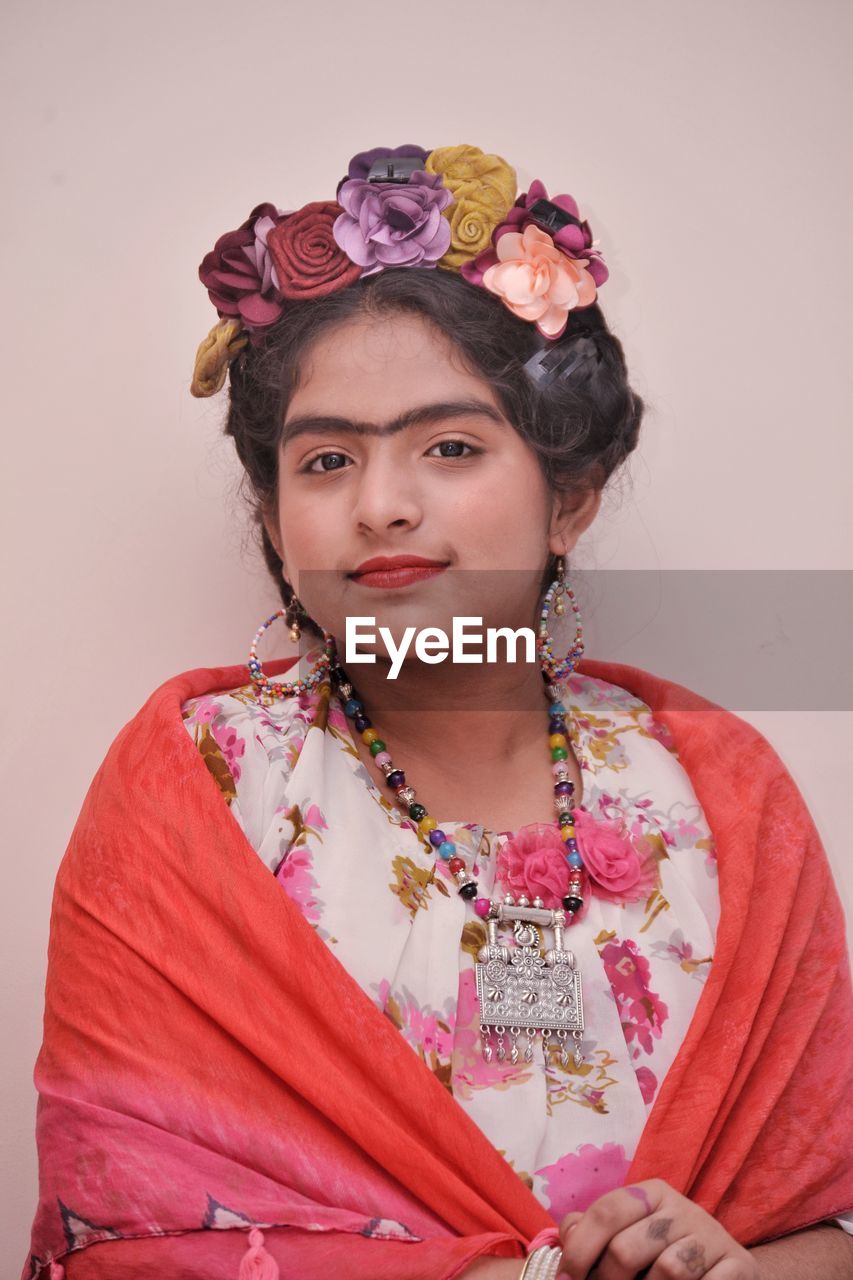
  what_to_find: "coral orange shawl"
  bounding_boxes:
[22,657,853,1279]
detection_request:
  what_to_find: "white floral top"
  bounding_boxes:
[180,653,853,1232]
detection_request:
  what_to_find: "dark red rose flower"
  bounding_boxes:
[268,201,363,301]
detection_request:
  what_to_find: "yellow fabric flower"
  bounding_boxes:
[425,144,517,270]
[190,318,248,398]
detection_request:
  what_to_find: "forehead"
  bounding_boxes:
[287,311,502,417]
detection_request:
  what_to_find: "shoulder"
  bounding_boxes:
[575,660,830,880]
[180,680,318,800]
[179,673,333,856]
[574,657,795,771]
[566,668,680,760]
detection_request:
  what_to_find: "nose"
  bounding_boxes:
[350,450,424,536]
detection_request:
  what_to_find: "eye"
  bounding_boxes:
[428,439,481,460]
[301,451,352,474]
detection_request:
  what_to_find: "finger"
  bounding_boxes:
[587,1213,683,1280]
[559,1181,668,1280]
[644,1233,728,1280]
[558,1213,583,1250]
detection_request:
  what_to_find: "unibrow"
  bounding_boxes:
[281,399,506,446]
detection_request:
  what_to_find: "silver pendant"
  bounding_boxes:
[476,899,585,1068]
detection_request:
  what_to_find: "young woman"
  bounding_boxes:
[23,145,853,1280]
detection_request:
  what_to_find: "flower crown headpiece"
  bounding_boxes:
[190,143,609,398]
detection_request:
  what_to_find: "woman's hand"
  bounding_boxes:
[556,1179,758,1280]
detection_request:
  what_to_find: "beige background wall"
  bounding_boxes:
[2,0,851,1262]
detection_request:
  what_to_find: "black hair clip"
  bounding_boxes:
[523,336,599,390]
[366,156,425,183]
[527,198,584,235]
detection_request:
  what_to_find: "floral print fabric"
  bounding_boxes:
[181,656,726,1221]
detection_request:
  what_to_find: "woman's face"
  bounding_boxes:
[264,310,599,655]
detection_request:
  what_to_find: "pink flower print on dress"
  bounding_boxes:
[210,722,247,783]
[372,979,456,1065]
[649,928,713,980]
[301,802,328,832]
[634,1065,659,1105]
[450,969,533,1099]
[573,808,658,904]
[639,711,676,751]
[536,1142,631,1218]
[327,700,350,733]
[662,802,707,852]
[190,695,220,725]
[275,845,322,923]
[599,937,669,1056]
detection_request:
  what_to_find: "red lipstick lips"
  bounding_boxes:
[349,555,449,590]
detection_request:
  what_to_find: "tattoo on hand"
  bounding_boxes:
[676,1241,706,1275]
[647,1216,674,1242]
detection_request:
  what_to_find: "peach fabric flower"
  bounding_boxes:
[481,224,597,339]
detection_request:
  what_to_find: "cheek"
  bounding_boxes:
[464,484,549,565]
[276,489,338,566]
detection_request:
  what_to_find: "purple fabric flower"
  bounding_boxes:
[341,143,430,185]
[333,171,452,273]
[198,202,288,329]
[461,179,609,289]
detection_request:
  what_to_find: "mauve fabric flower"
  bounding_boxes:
[480,224,598,340]
[461,178,609,289]
[341,143,430,185]
[198,202,287,330]
[494,822,571,910]
[573,807,658,903]
[333,171,452,274]
[267,200,362,301]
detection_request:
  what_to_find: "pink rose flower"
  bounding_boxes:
[573,808,658,903]
[495,822,570,909]
[480,224,597,339]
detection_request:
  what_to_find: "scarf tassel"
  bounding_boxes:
[238,1227,280,1279]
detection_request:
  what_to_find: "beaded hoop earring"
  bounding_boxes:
[286,595,304,643]
[247,608,337,705]
[538,555,584,683]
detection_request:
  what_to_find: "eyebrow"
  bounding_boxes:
[281,398,506,447]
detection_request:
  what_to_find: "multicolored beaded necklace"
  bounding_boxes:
[330,666,584,908]
[330,660,588,1070]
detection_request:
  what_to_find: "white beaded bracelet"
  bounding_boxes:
[518,1243,564,1280]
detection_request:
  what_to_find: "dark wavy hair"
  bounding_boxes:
[223,267,645,639]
